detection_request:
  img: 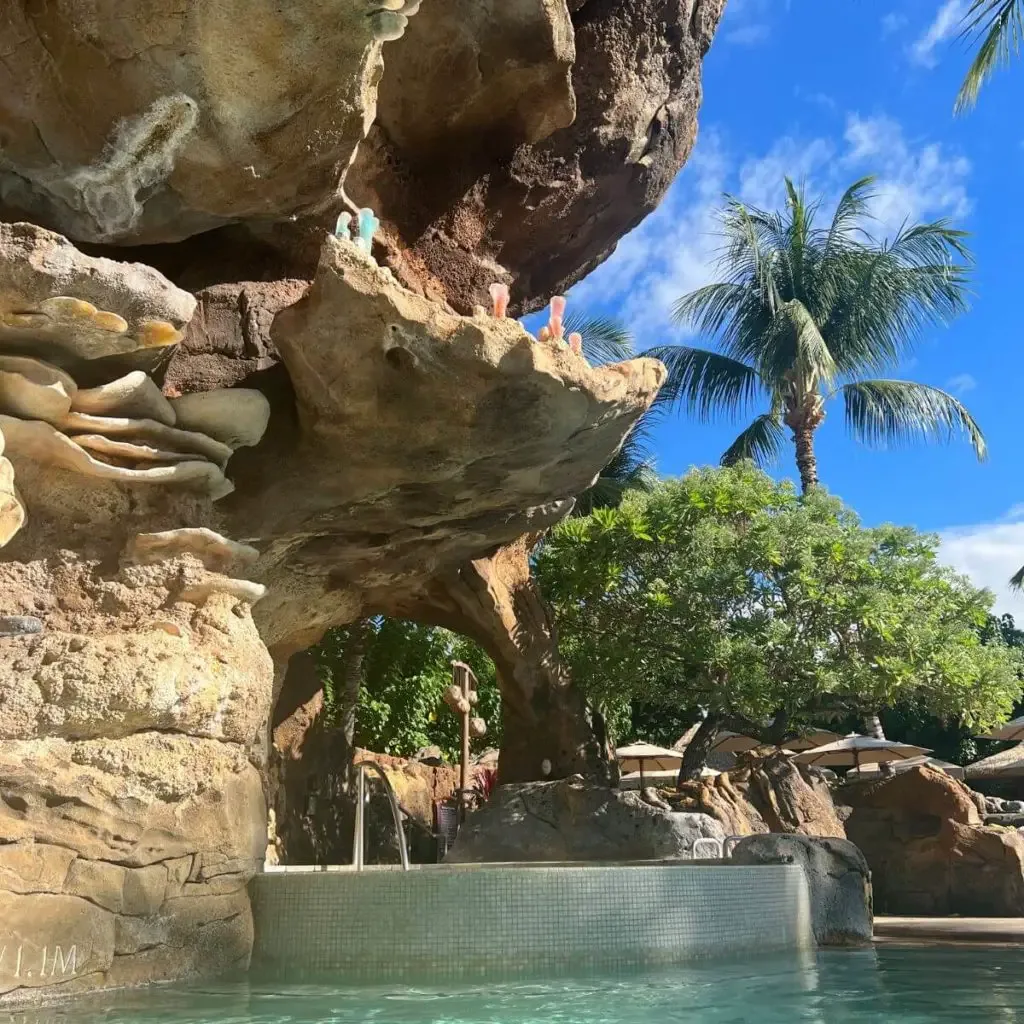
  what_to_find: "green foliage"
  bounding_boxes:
[651,177,984,492]
[535,464,1024,740]
[316,619,500,761]
[956,0,1024,112]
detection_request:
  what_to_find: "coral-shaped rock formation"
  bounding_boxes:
[0,224,271,545]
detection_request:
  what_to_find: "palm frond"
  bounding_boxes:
[720,412,787,468]
[563,313,634,366]
[825,176,877,252]
[956,0,1024,112]
[646,345,763,419]
[823,222,972,374]
[574,419,657,514]
[841,380,987,459]
[1011,564,1024,591]
[779,298,836,388]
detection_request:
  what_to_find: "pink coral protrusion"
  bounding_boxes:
[549,295,567,339]
[538,325,552,342]
[489,282,510,319]
[568,332,583,356]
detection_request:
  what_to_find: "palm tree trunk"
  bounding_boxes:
[793,423,819,494]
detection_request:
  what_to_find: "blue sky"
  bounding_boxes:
[554,0,1024,617]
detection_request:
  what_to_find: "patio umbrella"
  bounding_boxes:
[793,733,931,771]
[977,716,1024,742]
[846,755,965,781]
[785,729,842,752]
[615,742,683,790]
[966,743,1024,779]
[709,731,762,754]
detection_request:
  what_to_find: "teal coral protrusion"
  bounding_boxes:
[334,212,353,241]
[357,208,379,253]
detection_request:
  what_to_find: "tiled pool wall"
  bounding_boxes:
[250,863,812,981]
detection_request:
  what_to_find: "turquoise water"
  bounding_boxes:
[3,947,1023,1023]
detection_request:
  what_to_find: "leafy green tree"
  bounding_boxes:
[956,0,1023,112]
[652,177,985,494]
[535,464,1023,779]
[318,618,501,762]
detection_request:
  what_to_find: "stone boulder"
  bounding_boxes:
[354,0,727,312]
[0,2,422,245]
[845,766,1024,916]
[444,776,724,863]
[731,835,873,947]
[675,752,847,839]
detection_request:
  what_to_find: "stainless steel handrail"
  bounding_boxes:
[352,760,411,871]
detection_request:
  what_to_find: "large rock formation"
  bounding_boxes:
[845,766,1024,916]
[674,752,847,839]
[0,0,725,1001]
[0,222,662,1000]
[354,0,725,311]
[445,776,725,862]
[731,835,872,947]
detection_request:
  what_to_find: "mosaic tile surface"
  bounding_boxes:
[250,864,812,981]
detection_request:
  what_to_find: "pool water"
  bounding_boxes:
[3,946,1022,1024]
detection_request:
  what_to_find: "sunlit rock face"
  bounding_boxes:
[0,1,418,245]
[0,0,725,1001]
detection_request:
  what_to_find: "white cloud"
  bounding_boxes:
[939,515,1024,621]
[717,0,782,46]
[569,113,972,343]
[882,12,908,36]
[945,372,978,395]
[909,0,968,67]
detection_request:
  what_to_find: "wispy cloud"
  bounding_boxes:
[939,513,1024,621]
[570,113,973,342]
[945,372,978,395]
[725,22,771,46]
[909,0,968,67]
[718,0,779,47]
[882,11,908,36]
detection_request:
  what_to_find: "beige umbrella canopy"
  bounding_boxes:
[966,744,1024,779]
[785,729,842,752]
[846,755,965,781]
[977,716,1024,742]
[793,733,931,769]
[615,742,684,789]
[709,731,762,754]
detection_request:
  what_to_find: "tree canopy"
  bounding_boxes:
[535,464,1023,752]
[316,618,501,761]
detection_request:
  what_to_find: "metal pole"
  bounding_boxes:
[352,764,365,870]
[460,664,471,824]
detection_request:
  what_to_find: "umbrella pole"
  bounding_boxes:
[855,749,861,774]
[640,761,646,791]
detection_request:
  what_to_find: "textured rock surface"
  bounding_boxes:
[732,835,873,947]
[353,0,726,311]
[227,237,664,653]
[0,4,421,245]
[675,752,847,839]
[0,523,269,999]
[445,776,724,862]
[845,766,1024,916]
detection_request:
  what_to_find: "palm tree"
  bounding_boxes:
[649,176,986,494]
[956,0,1023,112]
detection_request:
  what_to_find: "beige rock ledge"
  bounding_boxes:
[230,235,665,648]
[0,223,195,360]
[72,371,176,425]
[0,416,233,500]
[124,528,260,573]
[169,389,270,449]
